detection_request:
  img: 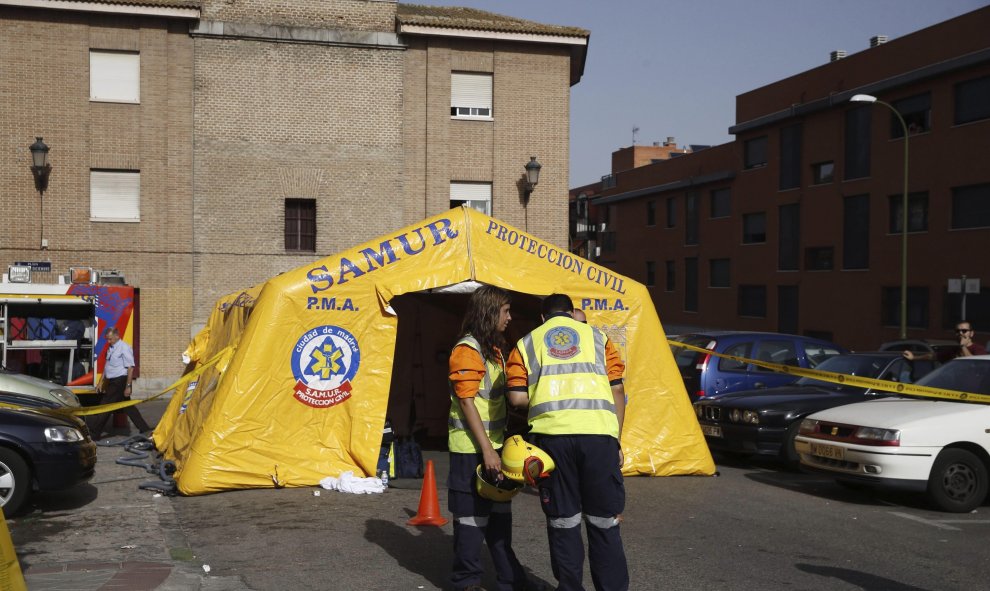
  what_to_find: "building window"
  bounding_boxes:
[665,197,676,228]
[779,124,802,190]
[665,260,675,291]
[710,188,730,218]
[888,192,928,233]
[709,259,730,288]
[843,194,870,270]
[744,136,768,170]
[778,203,800,271]
[811,161,834,185]
[844,106,871,180]
[955,75,990,125]
[647,200,656,226]
[685,258,698,312]
[450,72,492,119]
[890,93,931,137]
[90,170,140,222]
[742,212,766,244]
[738,285,767,318]
[600,231,617,254]
[90,50,140,103]
[804,247,834,271]
[951,183,990,229]
[601,174,616,189]
[882,286,929,329]
[285,199,316,251]
[450,182,492,215]
[645,261,655,287]
[685,192,699,246]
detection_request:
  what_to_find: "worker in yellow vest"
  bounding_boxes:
[448,285,530,591]
[507,294,628,591]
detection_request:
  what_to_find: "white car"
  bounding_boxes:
[794,355,990,513]
[0,367,80,408]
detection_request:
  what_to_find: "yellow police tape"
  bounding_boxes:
[668,340,990,404]
[0,346,236,419]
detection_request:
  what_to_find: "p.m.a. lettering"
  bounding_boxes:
[306,297,357,311]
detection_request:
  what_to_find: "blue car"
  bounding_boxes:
[670,331,847,401]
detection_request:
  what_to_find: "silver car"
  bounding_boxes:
[0,368,80,408]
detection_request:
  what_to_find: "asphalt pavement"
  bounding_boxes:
[7,396,232,591]
[11,393,988,591]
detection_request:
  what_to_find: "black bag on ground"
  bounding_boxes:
[394,438,423,479]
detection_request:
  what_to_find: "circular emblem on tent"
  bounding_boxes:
[544,326,580,359]
[291,325,361,408]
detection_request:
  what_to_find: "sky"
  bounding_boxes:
[417,0,988,186]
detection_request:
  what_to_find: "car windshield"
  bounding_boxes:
[793,355,890,389]
[670,335,712,369]
[914,358,990,399]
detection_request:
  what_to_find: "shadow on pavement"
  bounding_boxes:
[796,563,935,591]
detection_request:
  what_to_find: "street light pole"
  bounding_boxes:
[850,94,909,339]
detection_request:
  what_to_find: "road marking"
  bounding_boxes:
[890,512,960,530]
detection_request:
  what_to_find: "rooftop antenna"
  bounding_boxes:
[632,125,640,145]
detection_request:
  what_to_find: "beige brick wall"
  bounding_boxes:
[3,2,576,382]
[192,37,404,320]
[200,0,397,30]
[402,37,572,247]
[0,8,194,381]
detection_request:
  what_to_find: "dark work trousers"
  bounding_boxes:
[87,375,151,437]
[535,435,628,591]
[448,452,528,591]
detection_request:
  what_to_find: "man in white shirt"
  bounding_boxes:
[87,327,152,438]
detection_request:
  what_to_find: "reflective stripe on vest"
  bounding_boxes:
[517,316,619,437]
[448,335,507,453]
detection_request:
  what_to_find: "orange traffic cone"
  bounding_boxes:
[407,459,448,527]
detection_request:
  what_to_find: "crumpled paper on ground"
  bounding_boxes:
[319,471,385,494]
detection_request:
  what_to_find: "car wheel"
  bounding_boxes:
[0,447,31,516]
[927,448,989,513]
[778,422,801,469]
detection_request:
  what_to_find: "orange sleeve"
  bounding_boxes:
[449,345,486,399]
[605,339,625,384]
[506,347,529,390]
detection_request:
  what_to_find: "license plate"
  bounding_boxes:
[701,424,722,438]
[810,442,845,460]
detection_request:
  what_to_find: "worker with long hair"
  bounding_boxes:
[447,285,530,591]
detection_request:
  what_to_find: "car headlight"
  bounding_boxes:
[798,419,819,435]
[49,388,80,407]
[729,408,741,423]
[694,404,703,418]
[45,426,84,443]
[853,427,900,444]
[742,410,760,425]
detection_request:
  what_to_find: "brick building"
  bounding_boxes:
[572,7,990,351]
[1,0,199,381]
[1,0,587,384]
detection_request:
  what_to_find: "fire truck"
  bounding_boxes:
[1,264,138,393]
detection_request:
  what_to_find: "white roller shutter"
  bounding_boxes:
[451,182,492,215]
[91,171,140,222]
[90,50,140,103]
[451,72,492,117]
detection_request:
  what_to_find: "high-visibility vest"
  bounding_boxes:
[517,315,619,437]
[448,336,507,453]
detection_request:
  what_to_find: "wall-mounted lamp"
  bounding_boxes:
[30,137,52,195]
[523,156,542,201]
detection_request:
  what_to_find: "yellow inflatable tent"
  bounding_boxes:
[156,206,715,495]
